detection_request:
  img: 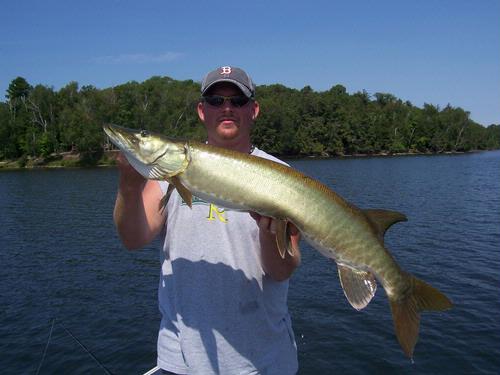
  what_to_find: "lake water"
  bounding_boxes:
[1,151,499,374]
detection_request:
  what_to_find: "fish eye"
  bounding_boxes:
[140,130,149,137]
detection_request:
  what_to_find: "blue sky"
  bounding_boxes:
[1,0,499,125]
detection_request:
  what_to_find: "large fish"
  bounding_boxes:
[104,124,452,358]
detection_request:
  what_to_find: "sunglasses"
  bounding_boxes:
[203,95,251,108]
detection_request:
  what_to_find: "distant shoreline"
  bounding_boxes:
[282,149,474,160]
[0,150,118,170]
[0,149,490,171]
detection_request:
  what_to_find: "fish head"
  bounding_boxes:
[103,124,189,180]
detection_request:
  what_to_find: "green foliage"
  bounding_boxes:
[6,77,32,102]
[0,76,499,165]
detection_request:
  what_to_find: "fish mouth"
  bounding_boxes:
[103,124,122,139]
[103,124,154,178]
[103,124,138,151]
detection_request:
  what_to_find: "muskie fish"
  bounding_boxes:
[104,124,452,358]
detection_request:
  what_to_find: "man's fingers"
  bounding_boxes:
[249,212,261,221]
[288,222,299,236]
[268,218,277,234]
[250,213,275,234]
[116,152,133,169]
[249,213,298,236]
[116,152,147,184]
[258,216,271,232]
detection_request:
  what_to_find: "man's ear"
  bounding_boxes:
[197,101,205,122]
[252,100,260,120]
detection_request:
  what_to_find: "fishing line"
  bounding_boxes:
[59,322,114,375]
[34,318,114,375]
[34,318,55,375]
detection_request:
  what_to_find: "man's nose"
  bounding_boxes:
[221,101,234,111]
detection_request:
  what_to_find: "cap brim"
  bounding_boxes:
[201,79,253,98]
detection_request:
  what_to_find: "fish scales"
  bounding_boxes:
[103,124,452,359]
[183,143,403,291]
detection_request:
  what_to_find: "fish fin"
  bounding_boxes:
[158,183,176,213]
[286,221,299,257]
[337,263,377,310]
[169,176,193,208]
[274,220,298,259]
[275,219,288,259]
[389,274,453,358]
[363,209,407,242]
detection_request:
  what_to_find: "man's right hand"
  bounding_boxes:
[116,152,147,188]
[113,152,166,250]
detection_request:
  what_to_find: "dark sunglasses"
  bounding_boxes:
[203,95,251,108]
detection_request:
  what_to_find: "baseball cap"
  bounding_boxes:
[201,66,256,98]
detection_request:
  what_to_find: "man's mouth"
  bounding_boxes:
[219,118,237,125]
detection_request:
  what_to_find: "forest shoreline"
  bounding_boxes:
[0,148,483,171]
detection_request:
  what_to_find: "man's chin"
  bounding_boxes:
[217,124,239,139]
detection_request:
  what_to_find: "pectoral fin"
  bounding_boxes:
[363,209,407,243]
[337,263,377,310]
[160,176,193,210]
[275,219,299,259]
[159,183,176,213]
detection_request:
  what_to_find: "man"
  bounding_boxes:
[113,66,300,374]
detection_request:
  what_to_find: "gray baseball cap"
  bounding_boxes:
[201,66,256,98]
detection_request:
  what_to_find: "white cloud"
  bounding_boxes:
[92,52,183,64]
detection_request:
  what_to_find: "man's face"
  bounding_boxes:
[197,82,259,147]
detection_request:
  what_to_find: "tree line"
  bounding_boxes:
[1,75,499,162]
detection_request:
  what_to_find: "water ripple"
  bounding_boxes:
[1,152,499,374]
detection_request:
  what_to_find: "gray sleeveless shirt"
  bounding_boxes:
[157,148,298,375]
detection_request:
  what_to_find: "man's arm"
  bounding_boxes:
[251,213,301,282]
[113,153,166,250]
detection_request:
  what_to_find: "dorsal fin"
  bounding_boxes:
[363,209,407,243]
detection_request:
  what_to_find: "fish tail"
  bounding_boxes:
[389,275,452,359]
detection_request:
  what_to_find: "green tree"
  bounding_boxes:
[4,77,33,157]
[1,75,499,163]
